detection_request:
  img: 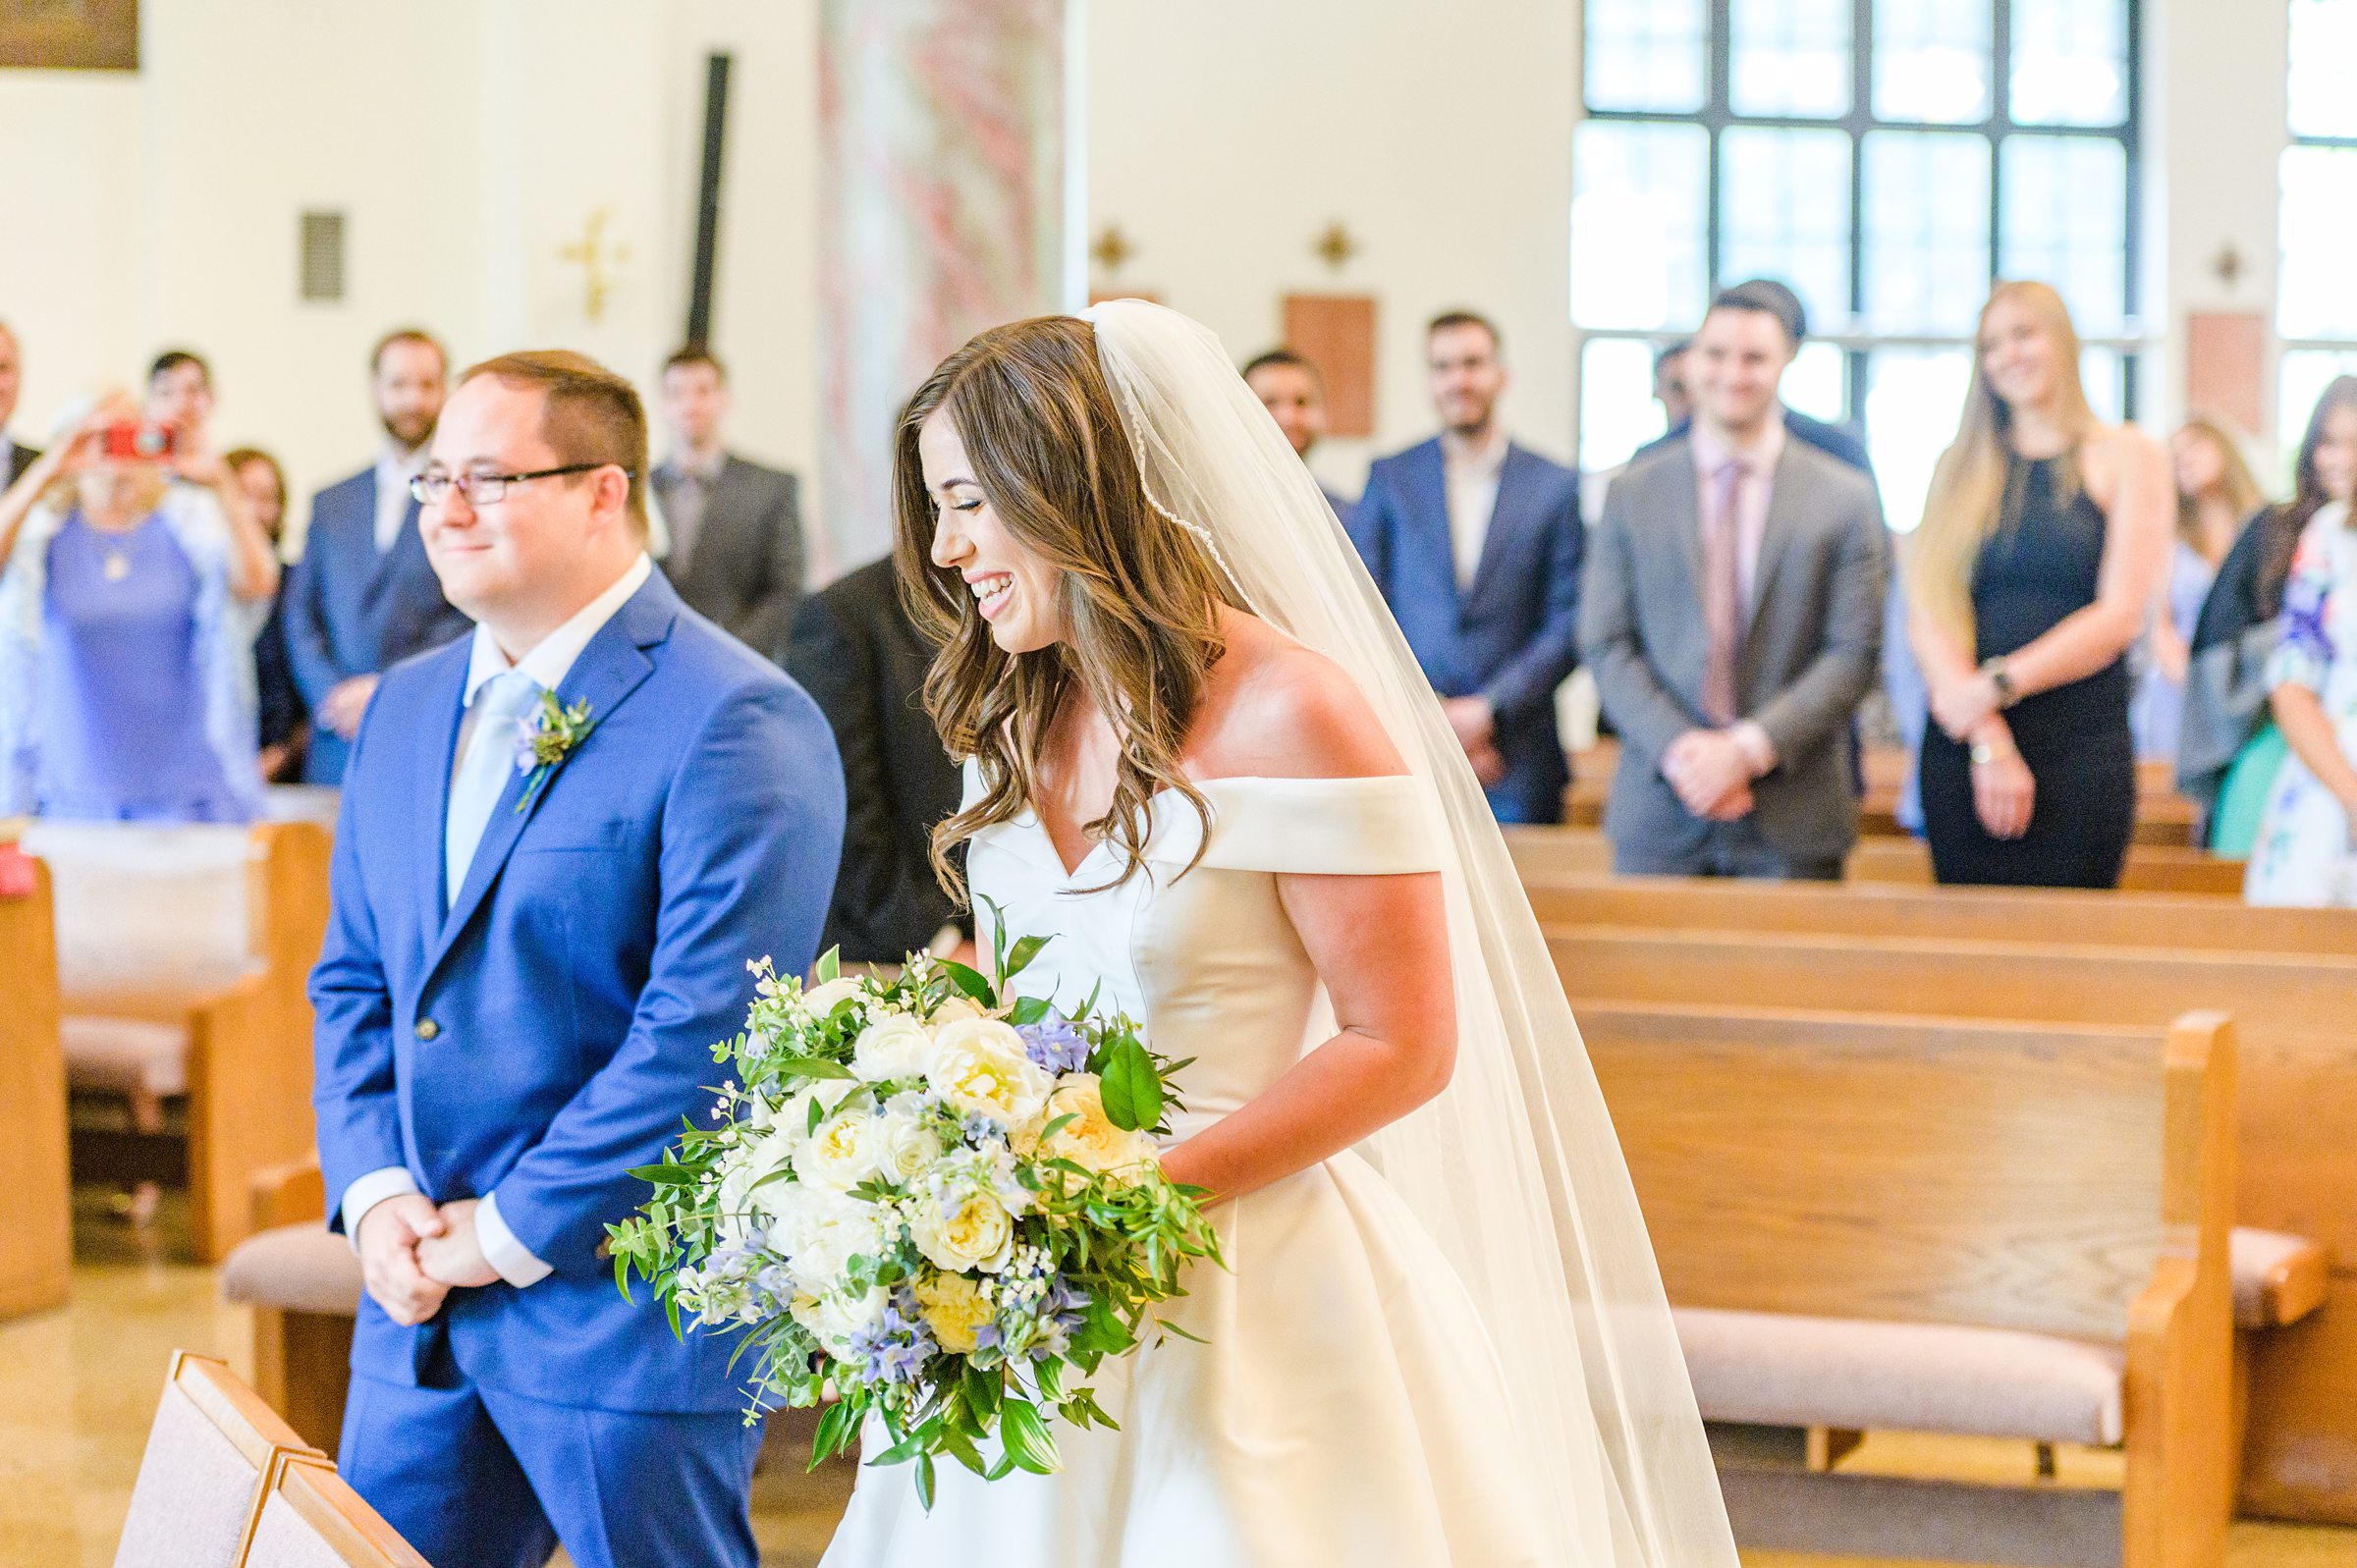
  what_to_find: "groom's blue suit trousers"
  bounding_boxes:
[340,1357,765,1568]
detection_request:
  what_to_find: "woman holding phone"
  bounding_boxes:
[0,396,278,821]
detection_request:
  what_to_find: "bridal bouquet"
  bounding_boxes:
[608,925,1222,1504]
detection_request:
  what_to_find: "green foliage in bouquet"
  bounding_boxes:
[607,912,1223,1507]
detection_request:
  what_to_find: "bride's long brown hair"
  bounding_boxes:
[891,316,1237,901]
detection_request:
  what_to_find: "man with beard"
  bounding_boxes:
[287,328,474,783]
[1347,310,1584,822]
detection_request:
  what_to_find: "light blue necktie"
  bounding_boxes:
[444,670,541,911]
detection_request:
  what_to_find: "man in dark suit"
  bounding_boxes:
[785,556,968,964]
[1,321,37,485]
[650,348,805,662]
[1348,310,1584,823]
[1242,348,1353,521]
[286,328,473,784]
[1580,286,1887,880]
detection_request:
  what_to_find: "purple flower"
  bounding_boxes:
[848,1287,938,1385]
[1017,1014,1089,1075]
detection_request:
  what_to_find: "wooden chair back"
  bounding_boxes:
[30,821,259,1015]
[113,1352,320,1568]
[240,1453,432,1568]
[1523,872,2357,956]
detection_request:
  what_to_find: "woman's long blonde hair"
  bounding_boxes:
[1907,280,2100,647]
[891,315,1238,901]
[2170,414,2264,557]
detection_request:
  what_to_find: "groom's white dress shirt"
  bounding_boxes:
[340,553,654,1287]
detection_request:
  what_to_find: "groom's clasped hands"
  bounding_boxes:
[356,1193,502,1326]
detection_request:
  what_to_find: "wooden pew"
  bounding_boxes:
[31,820,333,1262]
[1521,873,2357,958]
[243,1452,432,1568]
[1572,1000,2235,1568]
[1546,923,2357,1524]
[0,842,71,1319]
[1504,823,2250,896]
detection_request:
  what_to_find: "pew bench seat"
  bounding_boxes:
[61,1014,196,1098]
[2232,1228,2329,1331]
[221,1223,364,1319]
[1676,1307,2126,1446]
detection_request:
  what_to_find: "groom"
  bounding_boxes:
[311,350,845,1568]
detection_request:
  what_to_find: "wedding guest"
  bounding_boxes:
[1242,348,1351,517]
[144,348,273,568]
[1,322,36,485]
[285,328,471,784]
[1904,281,2170,888]
[785,556,968,964]
[650,347,805,661]
[1580,285,1886,878]
[2132,416,2264,762]
[227,446,309,783]
[2245,499,2357,903]
[0,398,276,820]
[1636,280,1872,474]
[1653,339,1693,430]
[1348,310,1583,821]
[2184,377,2357,851]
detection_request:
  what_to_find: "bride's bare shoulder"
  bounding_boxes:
[1190,611,1407,781]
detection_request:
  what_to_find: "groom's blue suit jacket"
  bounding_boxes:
[312,569,845,1414]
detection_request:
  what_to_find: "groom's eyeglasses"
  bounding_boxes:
[411,462,633,505]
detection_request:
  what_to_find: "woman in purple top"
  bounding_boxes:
[0,399,280,821]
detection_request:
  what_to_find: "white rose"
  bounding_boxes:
[875,1104,946,1185]
[1036,1075,1159,1177]
[794,1106,885,1193]
[928,1017,1054,1127]
[852,1014,936,1083]
[905,1180,1015,1274]
[795,976,863,1020]
[928,996,986,1025]
[772,1187,888,1289]
[792,1284,890,1352]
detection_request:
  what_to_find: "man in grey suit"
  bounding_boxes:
[651,348,805,662]
[1580,284,1887,879]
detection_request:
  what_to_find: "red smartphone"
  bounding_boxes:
[95,421,181,461]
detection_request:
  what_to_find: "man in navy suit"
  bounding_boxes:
[311,350,845,1568]
[1348,311,1583,822]
[286,329,474,783]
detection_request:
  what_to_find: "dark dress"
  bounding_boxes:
[254,576,309,779]
[1920,455,2135,888]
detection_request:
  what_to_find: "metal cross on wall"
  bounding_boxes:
[559,206,632,323]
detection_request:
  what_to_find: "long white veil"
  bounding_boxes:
[1078,298,1737,1566]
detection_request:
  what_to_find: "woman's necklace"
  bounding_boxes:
[102,548,132,582]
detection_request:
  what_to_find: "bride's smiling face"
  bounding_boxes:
[920,409,1067,654]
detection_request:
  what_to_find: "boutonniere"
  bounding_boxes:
[512,691,597,812]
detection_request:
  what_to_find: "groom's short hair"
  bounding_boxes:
[460,349,650,537]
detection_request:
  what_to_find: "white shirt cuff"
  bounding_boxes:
[1727,720,1778,779]
[475,1191,555,1288]
[340,1166,421,1252]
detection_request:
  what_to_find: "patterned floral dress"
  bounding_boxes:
[2245,510,2357,905]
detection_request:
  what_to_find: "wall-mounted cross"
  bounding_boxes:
[559,206,632,322]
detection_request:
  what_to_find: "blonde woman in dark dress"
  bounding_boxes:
[1904,281,2172,887]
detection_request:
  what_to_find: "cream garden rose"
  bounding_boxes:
[906,1179,1015,1273]
[1037,1076,1159,1176]
[875,1098,946,1185]
[795,1105,886,1192]
[930,1017,1054,1127]
[795,976,862,1020]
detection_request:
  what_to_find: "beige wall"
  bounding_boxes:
[0,1,2317,565]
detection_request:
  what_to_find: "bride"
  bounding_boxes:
[820,300,1735,1566]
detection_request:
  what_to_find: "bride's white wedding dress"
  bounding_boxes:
[819,771,1553,1566]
